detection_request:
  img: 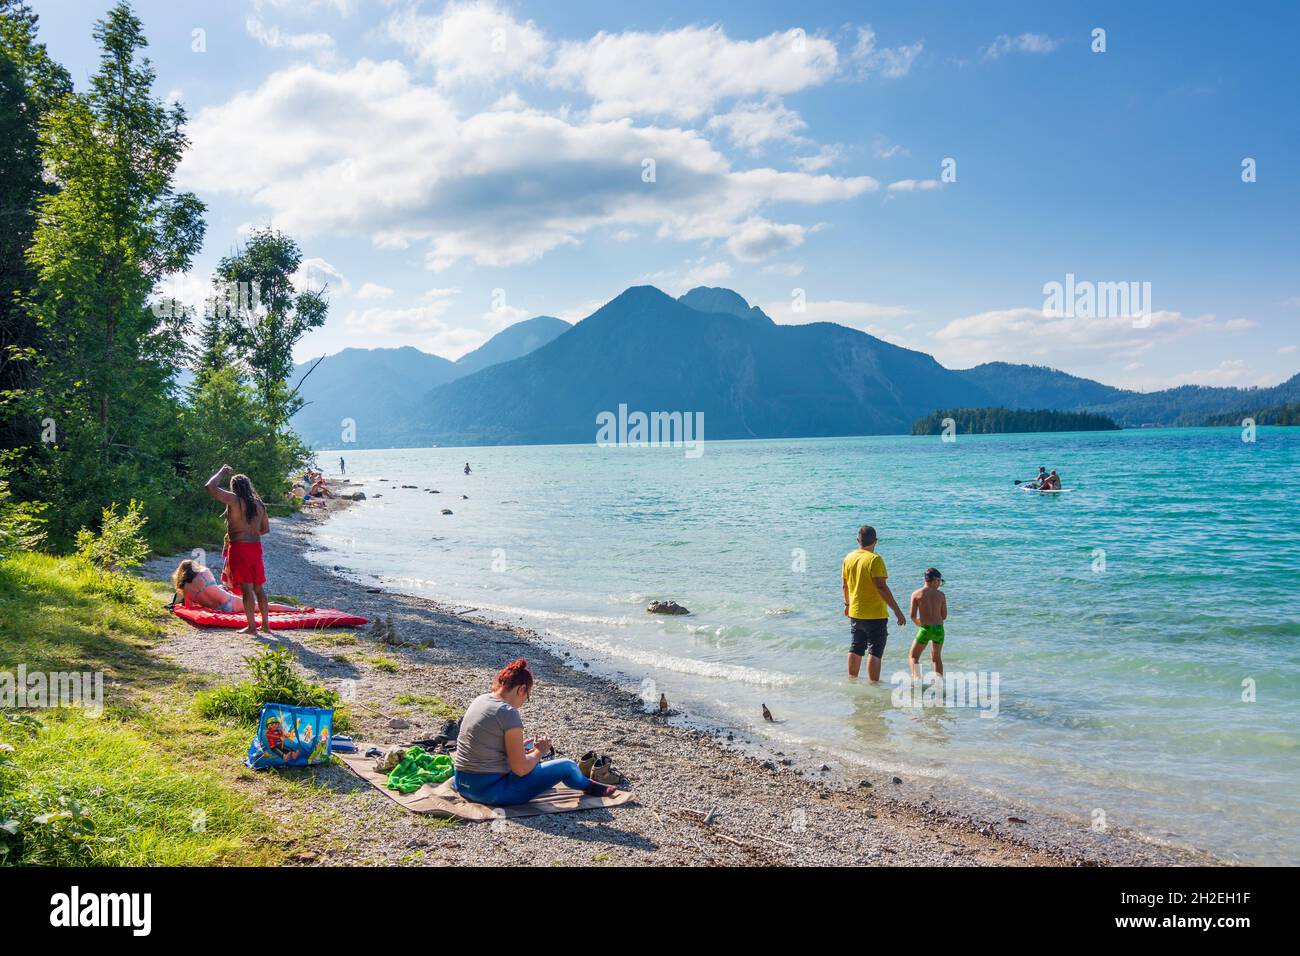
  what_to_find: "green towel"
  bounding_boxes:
[385,746,453,794]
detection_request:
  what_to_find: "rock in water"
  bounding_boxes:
[646,600,690,615]
[441,509,453,515]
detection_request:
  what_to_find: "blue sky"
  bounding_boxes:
[28,0,1300,390]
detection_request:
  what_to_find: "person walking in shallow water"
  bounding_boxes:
[842,524,907,681]
[464,462,472,475]
[339,456,345,475]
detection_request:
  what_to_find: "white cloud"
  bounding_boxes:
[1280,344,1298,354]
[764,297,911,328]
[1163,360,1272,388]
[482,303,531,331]
[887,178,942,192]
[1224,318,1256,331]
[293,256,349,293]
[981,33,1060,61]
[551,24,839,121]
[762,262,804,277]
[849,26,923,79]
[929,306,1212,368]
[355,282,394,300]
[342,299,486,358]
[725,218,811,261]
[245,17,335,52]
[794,144,842,172]
[182,60,876,269]
[643,258,733,294]
[385,0,550,86]
[707,97,808,150]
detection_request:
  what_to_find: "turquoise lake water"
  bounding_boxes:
[308,429,1300,863]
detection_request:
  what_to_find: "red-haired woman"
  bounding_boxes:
[453,659,616,805]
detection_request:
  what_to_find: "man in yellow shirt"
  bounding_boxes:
[842,525,907,681]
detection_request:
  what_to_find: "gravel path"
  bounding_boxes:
[142,494,1216,867]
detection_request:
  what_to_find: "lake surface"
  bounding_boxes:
[307,428,1300,863]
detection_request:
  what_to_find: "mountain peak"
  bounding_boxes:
[678,286,773,323]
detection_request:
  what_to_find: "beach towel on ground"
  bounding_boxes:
[339,747,633,820]
[246,702,334,769]
[386,746,453,793]
[173,605,368,629]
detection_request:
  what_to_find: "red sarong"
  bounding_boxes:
[225,541,265,588]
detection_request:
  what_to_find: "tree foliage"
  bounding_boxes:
[912,407,1121,435]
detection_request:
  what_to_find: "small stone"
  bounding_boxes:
[388,717,411,729]
[441,509,453,515]
[819,763,831,772]
[1007,816,1028,824]
[859,779,873,788]
[891,776,903,784]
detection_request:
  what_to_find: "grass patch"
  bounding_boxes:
[309,631,358,647]
[367,655,399,673]
[196,646,351,732]
[0,709,279,865]
[0,552,299,866]
[394,692,459,721]
[267,594,301,606]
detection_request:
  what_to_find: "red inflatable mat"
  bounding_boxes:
[172,605,369,629]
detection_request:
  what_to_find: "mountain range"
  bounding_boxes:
[288,285,1299,449]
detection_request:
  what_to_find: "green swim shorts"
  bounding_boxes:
[915,624,945,646]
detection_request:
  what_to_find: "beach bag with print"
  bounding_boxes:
[245,702,334,769]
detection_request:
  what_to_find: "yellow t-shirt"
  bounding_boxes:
[842,549,888,619]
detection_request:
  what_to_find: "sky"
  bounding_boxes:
[26,0,1300,391]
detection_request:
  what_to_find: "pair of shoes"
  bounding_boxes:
[591,755,629,787]
[578,753,629,787]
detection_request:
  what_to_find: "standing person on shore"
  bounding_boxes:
[842,524,907,681]
[339,456,345,475]
[453,659,617,805]
[464,462,471,475]
[204,464,272,635]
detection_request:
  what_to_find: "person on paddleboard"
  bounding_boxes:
[1041,469,1062,491]
[1028,466,1048,488]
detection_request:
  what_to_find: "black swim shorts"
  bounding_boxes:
[850,617,888,658]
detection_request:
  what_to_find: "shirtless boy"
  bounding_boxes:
[908,568,949,679]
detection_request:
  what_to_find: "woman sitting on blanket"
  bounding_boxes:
[171,559,298,615]
[453,659,617,805]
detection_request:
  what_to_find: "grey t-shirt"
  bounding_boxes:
[454,693,524,774]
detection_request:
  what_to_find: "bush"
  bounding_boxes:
[0,454,46,558]
[74,500,149,572]
[196,646,349,731]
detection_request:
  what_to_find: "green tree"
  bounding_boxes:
[215,228,328,427]
[22,1,205,544]
[0,1,71,455]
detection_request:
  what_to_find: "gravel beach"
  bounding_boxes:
[143,488,1217,867]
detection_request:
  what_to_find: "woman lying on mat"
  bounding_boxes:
[453,659,617,805]
[171,559,298,615]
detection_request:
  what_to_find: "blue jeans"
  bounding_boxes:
[454,758,590,806]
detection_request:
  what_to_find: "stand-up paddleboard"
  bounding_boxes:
[173,605,369,629]
[1020,484,1073,494]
